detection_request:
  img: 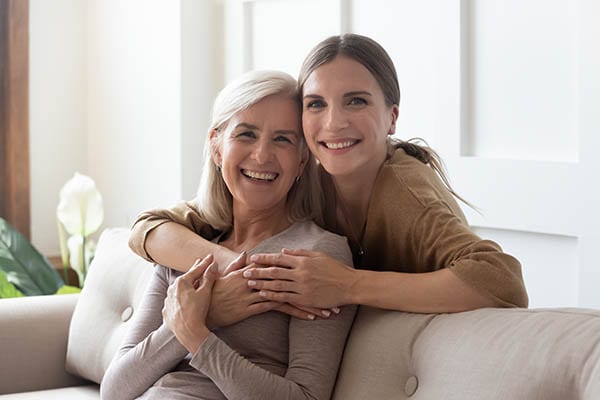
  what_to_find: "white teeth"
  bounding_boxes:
[242,169,277,181]
[324,140,356,150]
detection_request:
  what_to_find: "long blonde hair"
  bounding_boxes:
[196,70,323,231]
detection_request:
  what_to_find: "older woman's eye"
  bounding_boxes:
[237,131,255,138]
[274,135,293,143]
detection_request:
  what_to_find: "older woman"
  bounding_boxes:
[100,71,355,400]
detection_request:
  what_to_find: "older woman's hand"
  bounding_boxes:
[208,252,337,325]
[163,255,218,354]
[245,249,358,309]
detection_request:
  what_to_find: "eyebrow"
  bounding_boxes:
[234,122,299,137]
[303,90,373,99]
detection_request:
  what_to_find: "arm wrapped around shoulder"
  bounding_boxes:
[128,199,217,262]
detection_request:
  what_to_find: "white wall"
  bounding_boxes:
[29,0,87,254]
[29,0,220,254]
[86,0,183,230]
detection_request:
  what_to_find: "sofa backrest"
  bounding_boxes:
[65,228,154,384]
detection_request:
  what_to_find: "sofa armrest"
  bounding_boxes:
[0,294,89,395]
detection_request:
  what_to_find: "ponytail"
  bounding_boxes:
[389,138,477,211]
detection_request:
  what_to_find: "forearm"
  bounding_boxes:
[191,334,317,400]
[349,268,498,313]
[146,222,237,272]
[101,325,188,400]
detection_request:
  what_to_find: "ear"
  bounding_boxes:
[209,129,222,167]
[388,105,399,135]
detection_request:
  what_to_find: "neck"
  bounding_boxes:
[222,204,291,253]
[332,148,387,238]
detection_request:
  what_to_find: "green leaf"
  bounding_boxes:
[0,218,64,296]
[55,285,81,295]
[0,270,24,298]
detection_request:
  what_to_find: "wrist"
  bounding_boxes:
[179,326,210,354]
[344,268,364,305]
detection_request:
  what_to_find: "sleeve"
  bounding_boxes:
[188,234,357,400]
[128,199,217,262]
[410,202,529,308]
[100,267,189,400]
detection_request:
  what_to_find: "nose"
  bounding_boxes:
[324,104,349,132]
[251,138,273,164]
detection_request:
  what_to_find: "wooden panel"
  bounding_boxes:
[0,0,30,239]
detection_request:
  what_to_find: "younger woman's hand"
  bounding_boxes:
[245,249,357,309]
[208,252,336,325]
[163,255,218,354]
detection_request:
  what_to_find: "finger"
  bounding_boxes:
[223,251,247,275]
[182,254,214,283]
[247,278,297,293]
[281,248,318,257]
[197,262,219,292]
[295,305,334,318]
[243,266,294,280]
[258,290,298,304]
[249,252,298,269]
[274,303,316,320]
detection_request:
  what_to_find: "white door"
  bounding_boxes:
[224,0,600,308]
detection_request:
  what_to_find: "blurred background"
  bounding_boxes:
[2,0,599,308]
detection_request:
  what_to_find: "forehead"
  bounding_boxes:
[303,56,380,95]
[227,94,301,130]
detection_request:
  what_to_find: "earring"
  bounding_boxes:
[216,165,222,173]
[295,176,301,183]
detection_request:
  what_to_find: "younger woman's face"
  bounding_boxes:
[301,56,398,180]
[213,94,306,215]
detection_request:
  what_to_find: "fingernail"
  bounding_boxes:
[247,280,256,287]
[307,314,315,320]
[332,307,341,314]
[259,291,266,297]
[243,270,251,278]
[250,255,258,261]
[321,310,331,317]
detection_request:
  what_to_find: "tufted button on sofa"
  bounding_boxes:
[1,228,599,399]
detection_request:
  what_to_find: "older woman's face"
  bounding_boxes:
[215,94,306,214]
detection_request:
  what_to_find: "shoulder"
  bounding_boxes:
[375,147,465,218]
[283,221,348,249]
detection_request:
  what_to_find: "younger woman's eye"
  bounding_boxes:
[348,97,367,106]
[305,99,325,109]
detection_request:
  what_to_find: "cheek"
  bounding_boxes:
[302,114,319,139]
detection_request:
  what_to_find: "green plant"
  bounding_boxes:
[0,217,80,297]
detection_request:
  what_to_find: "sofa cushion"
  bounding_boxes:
[65,228,154,384]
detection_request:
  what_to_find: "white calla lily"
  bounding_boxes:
[67,235,96,277]
[57,172,104,236]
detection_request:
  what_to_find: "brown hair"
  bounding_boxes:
[298,33,472,208]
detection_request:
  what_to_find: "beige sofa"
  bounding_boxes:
[1,228,599,399]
